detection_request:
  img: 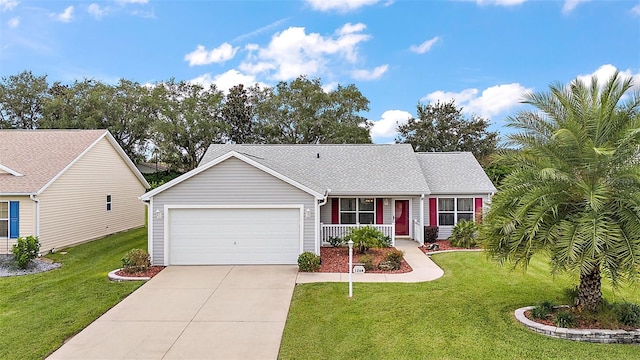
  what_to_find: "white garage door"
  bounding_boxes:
[168,207,301,265]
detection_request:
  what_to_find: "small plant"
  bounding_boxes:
[297,252,321,272]
[554,310,576,328]
[449,220,477,248]
[424,226,439,243]
[344,226,389,254]
[327,236,344,247]
[384,249,404,267]
[121,248,150,274]
[531,300,554,319]
[12,235,40,269]
[358,254,375,270]
[615,302,640,327]
[563,286,580,306]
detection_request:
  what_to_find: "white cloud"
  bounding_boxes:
[423,83,531,118]
[351,64,388,80]
[562,0,590,14]
[633,4,640,16]
[189,69,262,94]
[409,36,440,54]
[51,6,74,23]
[239,23,371,81]
[370,110,413,140]
[305,0,380,12]
[7,16,19,28]
[116,0,148,4]
[576,64,640,92]
[0,0,18,12]
[184,43,239,66]
[475,0,526,6]
[233,17,290,42]
[88,3,107,19]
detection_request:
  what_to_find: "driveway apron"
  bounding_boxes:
[47,265,298,360]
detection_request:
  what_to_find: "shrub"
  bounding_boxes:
[121,249,150,274]
[297,252,321,272]
[531,300,554,319]
[563,286,580,306]
[449,220,478,248]
[358,254,375,270]
[424,226,439,243]
[12,235,40,269]
[554,310,575,328]
[384,249,404,266]
[327,236,344,247]
[345,226,390,254]
[615,302,640,327]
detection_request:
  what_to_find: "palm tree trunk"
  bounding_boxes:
[575,266,602,311]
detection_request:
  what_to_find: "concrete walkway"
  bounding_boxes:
[296,239,445,283]
[47,265,297,360]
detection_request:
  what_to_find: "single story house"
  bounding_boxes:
[141,144,496,266]
[0,129,150,254]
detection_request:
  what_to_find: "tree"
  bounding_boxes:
[256,76,372,144]
[0,71,49,129]
[480,72,640,311]
[395,100,498,161]
[221,84,260,143]
[151,79,226,171]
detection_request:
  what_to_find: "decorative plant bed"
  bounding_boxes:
[108,266,165,281]
[319,247,411,273]
[420,240,481,254]
[515,306,640,344]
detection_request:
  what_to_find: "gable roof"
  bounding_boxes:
[416,152,497,194]
[0,129,149,195]
[199,144,432,196]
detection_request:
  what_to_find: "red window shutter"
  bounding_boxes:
[332,198,339,224]
[429,198,437,226]
[475,198,483,223]
[376,198,384,224]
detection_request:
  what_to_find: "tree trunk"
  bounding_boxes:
[575,266,602,311]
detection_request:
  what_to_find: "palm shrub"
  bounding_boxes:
[449,220,478,248]
[344,226,390,254]
[480,71,640,311]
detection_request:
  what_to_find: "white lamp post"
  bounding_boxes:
[347,240,353,298]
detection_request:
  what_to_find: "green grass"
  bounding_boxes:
[0,228,147,360]
[279,252,640,360]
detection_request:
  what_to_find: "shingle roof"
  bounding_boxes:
[416,152,497,194]
[0,129,136,194]
[200,144,432,196]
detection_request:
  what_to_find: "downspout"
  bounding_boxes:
[316,189,330,254]
[29,194,40,239]
[420,194,425,244]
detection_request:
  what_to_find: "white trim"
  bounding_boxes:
[392,198,413,238]
[0,164,24,177]
[38,131,150,195]
[147,199,153,263]
[336,197,376,225]
[141,151,324,201]
[434,196,476,226]
[419,194,425,243]
[163,204,304,266]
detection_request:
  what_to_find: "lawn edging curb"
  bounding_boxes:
[515,306,640,344]
[108,268,150,281]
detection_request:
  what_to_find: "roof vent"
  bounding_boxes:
[317,153,320,159]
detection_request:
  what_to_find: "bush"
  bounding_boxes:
[297,252,321,272]
[327,236,344,247]
[345,226,390,254]
[449,220,478,248]
[563,286,580,306]
[554,310,575,328]
[615,302,640,327]
[424,226,439,243]
[12,235,40,269]
[384,249,404,266]
[358,254,375,270]
[121,248,150,274]
[531,301,554,319]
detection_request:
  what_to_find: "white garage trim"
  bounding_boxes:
[163,204,304,265]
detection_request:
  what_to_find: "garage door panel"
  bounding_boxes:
[168,208,301,265]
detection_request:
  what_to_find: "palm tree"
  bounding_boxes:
[481,71,640,311]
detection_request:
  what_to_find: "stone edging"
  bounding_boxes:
[108,268,150,281]
[425,249,483,255]
[515,306,640,344]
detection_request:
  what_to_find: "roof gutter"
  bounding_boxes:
[318,189,330,206]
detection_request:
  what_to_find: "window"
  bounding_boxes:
[339,197,375,225]
[0,202,7,238]
[438,197,474,226]
[106,195,112,211]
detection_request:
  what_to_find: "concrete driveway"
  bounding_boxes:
[47,265,298,360]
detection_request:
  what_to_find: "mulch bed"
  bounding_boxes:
[319,247,412,273]
[523,309,636,331]
[419,240,480,254]
[115,266,165,278]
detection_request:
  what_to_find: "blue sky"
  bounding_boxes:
[1,0,639,143]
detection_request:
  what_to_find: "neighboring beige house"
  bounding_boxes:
[0,129,150,254]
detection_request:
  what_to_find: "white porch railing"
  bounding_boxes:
[413,219,423,243]
[321,223,395,246]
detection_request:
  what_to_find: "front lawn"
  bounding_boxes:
[279,252,640,360]
[0,228,147,360]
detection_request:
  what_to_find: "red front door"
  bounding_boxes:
[395,200,409,236]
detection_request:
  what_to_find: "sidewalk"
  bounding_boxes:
[295,239,445,284]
